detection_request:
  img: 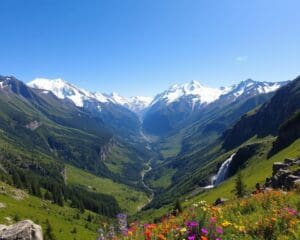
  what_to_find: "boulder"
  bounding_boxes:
[295,160,300,166]
[0,220,43,240]
[272,162,288,175]
[294,179,300,189]
[293,169,300,177]
[284,158,295,166]
[214,198,228,206]
[286,175,300,189]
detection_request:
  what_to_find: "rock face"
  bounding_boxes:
[266,158,300,190]
[99,137,116,161]
[0,220,43,240]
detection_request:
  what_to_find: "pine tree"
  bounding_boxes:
[234,172,246,198]
[87,213,92,222]
[44,219,56,240]
[44,190,53,201]
[174,199,182,213]
[12,170,22,189]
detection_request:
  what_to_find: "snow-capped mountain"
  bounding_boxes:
[219,79,288,103]
[28,78,143,135]
[149,79,287,109]
[128,96,153,112]
[143,79,288,135]
[107,93,152,113]
[28,78,152,114]
[28,78,109,107]
[151,80,231,109]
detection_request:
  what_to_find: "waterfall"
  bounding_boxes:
[213,153,236,185]
[204,153,236,189]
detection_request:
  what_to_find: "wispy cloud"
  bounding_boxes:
[235,56,248,62]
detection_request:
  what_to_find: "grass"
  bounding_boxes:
[125,190,300,239]
[104,146,131,174]
[159,131,184,159]
[136,138,300,223]
[150,168,176,189]
[66,165,148,214]
[0,182,102,240]
[186,138,300,204]
[123,139,300,239]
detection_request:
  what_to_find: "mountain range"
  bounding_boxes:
[27,77,287,121]
[0,73,299,239]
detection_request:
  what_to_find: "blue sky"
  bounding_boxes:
[0,0,300,96]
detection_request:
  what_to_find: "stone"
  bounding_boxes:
[272,162,288,175]
[0,220,43,240]
[295,160,300,166]
[286,175,300,189]
[284,158,295,166]
[294,179,300,189]
[214,198,228,206]
[293,169,300,177]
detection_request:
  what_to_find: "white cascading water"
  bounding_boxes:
[204,153,236,189]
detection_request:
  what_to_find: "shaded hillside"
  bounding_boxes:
[223,76,300,150]
[270,110,300,155]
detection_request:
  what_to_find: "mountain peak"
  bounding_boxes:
[152,80,228,107]
[28,78,152,113]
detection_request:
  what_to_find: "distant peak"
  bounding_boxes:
[242,78,256,84]
[31,78,66,84]
[190,80,201,85]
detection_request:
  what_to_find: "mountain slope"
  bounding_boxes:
[223,76,300,150]
[28,78,141,135]
[145,77,297,209]
[142,79,287,135]
[0,75,155,188]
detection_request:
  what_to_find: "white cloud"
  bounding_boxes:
[235,56,248,62]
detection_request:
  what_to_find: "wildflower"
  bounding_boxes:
[158,234,167,240]
[201,227,208,235]
[201,236,208,240]
[216,226,223,234]
[221,220,231,227]
[180,227,187,233]
[187,221,199,228]
[188,235,196,240]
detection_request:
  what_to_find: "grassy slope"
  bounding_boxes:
[150,168,176,189]
[136,138,300,222]
[185,138,300,205]
[104,146,132,174]
[159,131,184,159]
[0,182,103,240]
[66,165,148,214]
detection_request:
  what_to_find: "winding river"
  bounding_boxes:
[141,160,154,203]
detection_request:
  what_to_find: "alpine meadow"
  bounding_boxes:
[0,1,299,240]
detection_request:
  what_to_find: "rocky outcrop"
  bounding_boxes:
[99,137,116,161]
[25,120,42,131]
[0,220,43,240]
[265,158,300,190]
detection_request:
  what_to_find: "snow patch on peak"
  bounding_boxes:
[28,78,152,112]
[28,78,93,107]
[94,92,109,103]
[109,92,129,106]
[152,80,230,106]
[227,79,286,100]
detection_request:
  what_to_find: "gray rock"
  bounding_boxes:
[294,179,300,188]
[0,220,43,240]
[272,162,288,175]
[284,158,295,166]
[214,198,228,206]
[286,175,300,189]
[294,169,300,177]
